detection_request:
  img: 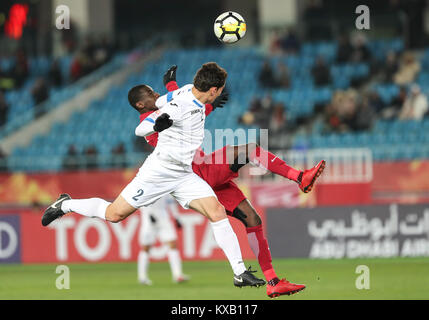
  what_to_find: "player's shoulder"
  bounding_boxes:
[174,84,194,99]
[155,84,193,108]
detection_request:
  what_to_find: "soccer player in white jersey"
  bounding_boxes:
[42,62,265,288]
[138,194,189,285]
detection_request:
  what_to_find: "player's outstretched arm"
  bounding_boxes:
[135,113,173,136]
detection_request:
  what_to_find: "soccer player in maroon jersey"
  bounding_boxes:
[127,65,325,298]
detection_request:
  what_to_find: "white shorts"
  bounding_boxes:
[139,196,177,246]
[121,153,216,209]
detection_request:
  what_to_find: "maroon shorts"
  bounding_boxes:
[192,146,246,213]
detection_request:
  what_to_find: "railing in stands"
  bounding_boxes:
[245,148,373,184]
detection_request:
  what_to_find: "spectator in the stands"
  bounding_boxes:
[367,91,386,115]
[0,91,9,128]
[48,59,63,87]
[70,52,84,82]
[93,37,113,68]
[63,145,80,171]
[336,34,353,63]
[0,148,7,172]
[381,51,399,83]
[340,89,359,131]
[61,20,78,53]
[31,78,49,117]
[111,143,127,168]
[269,103,287,134]
[257,95,275,128]
[270,30,284,55]
[0,66,15,91]
[351,94,376,131]
[303,0,330,40]
[382,86,407,119]
[350,33,372,63]
[279,28,301,54]
[84,145,99,169]
[399,85,428,120]
[11,48,29,88]
[239,95,274,129]
[394,52,420,86]
[325,89,362,133]
[70,50,94,82]
[259,61,277,88]
[276,62,290,89]
[312,56,332,87]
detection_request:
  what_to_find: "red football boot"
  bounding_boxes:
[299,160,326,193]
[267,279,306,298]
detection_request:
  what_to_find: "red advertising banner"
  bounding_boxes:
[1,207,264,264]
[372,161,429,204]
[0,169,137,206]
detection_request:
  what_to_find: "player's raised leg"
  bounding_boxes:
[188,195,265,287]
[226,143,325,193]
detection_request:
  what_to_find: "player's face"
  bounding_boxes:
[137,86,160,113]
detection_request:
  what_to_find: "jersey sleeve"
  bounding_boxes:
[135,110,162,137]
[156,90,176,108]
[165,81,179,92]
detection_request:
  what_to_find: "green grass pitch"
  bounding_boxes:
[1,258,428,300]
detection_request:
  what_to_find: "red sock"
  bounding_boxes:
[246,225,278,282]
[249,146,301,182]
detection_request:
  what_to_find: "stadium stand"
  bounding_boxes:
[2,35,429,172]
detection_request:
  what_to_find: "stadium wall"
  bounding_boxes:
[1,160,428,264]
[266,204,429,259]
[0,207,260,264]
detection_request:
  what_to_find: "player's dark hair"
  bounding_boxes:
[193,62,227,92]
[128,85,150,110]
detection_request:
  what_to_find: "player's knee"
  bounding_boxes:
[106,210,126,223]
[248,212,262,227]
[209,202,227,222]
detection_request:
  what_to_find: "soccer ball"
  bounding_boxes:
[214,11,246,44]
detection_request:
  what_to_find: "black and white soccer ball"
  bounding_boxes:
[214,11,246,44]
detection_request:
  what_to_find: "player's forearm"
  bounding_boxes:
[135,119,156,137]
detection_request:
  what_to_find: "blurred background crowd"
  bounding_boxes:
[0,0,429,171]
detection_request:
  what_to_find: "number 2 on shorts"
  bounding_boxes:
[132,189,144,201]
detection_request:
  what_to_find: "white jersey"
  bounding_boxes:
[145,84,206,170]
[128,84,216,209]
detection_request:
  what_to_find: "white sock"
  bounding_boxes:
[167,248,182,279]
[210,218,246,276]
[138,250,150,281]
[61,198,110,220]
